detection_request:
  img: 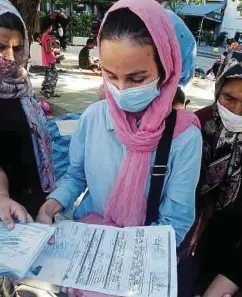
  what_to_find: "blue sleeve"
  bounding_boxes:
[48,115,87,211]
[157,125,202,247]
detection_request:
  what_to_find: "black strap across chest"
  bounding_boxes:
[145,109,177,225]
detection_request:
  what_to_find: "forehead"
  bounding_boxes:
[100,39,156,73]
[0,27,24,45]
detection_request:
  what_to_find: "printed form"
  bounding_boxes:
[0,223,55,278]
[27,222,177,297]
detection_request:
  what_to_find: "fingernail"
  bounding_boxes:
[7,223,14,230]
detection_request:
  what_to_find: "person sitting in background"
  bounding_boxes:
[78,38,99,71]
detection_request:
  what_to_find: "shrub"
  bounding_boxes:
[70,12,92,37]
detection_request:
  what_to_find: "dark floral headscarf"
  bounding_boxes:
[187,50,242,251]
[200,50,242,210]
[0,0,56,192]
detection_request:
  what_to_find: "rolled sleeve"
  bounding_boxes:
[158,125,202,246]
[48,116,87,212]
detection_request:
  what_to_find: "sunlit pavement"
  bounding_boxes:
[30,46,216,116]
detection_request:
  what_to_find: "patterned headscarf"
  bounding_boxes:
[0,0,56,192]
[200,50,242,209]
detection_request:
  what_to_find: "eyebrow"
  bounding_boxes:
[102,67,148,76]
[13,45,24,50]
[222,91,237,100]
[0,42,24,48]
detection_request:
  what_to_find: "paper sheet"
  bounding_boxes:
[0,223,55,278]
[56,120,79,136]
[27,222,177,297]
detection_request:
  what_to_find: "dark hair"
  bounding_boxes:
[42,18,52,33]
[86,38,95,46]
[0,12,25,39]
[173,87,185,104]
[101,8,165,78]
[33,32,40,41]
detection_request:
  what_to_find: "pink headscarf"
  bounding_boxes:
[97,0,201,227]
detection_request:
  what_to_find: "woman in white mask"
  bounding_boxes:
[184,50,242,297]
[37,3,202,296]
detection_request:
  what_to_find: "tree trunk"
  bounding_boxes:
[9,0,41,41]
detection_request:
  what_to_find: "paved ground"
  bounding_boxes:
[31,46,216,116]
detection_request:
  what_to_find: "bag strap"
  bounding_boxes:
[145,109,177,225]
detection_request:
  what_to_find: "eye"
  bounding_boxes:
[0,43,7,51]
[107,76,117,81]
[13,45,24,53]
[129,77,146,84]
[224,95,233,101]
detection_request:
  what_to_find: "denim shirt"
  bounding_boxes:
[49,100,202,246]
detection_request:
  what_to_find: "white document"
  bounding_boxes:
[56,120,79,136]
[28,222,177,297]
[0,223,55,278]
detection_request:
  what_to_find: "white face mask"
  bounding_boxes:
[106,78,160,112]
[217,101,242,133]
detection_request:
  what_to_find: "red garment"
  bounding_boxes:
[41,32,56,67]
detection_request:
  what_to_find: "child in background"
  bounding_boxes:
[40,18,59,98]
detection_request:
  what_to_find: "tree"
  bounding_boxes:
[238,0,242,13]
[9,0,41,40]
[156,0,205,14]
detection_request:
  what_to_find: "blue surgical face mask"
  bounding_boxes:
[106,78,160,112]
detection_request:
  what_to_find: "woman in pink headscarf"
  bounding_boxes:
[37,0,202,295]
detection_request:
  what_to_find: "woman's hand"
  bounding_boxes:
[0,196,33,230]
[36,199,63,225]
[36,199,63,244]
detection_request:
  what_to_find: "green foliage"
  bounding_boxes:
[41,0,76,5]
[164,0,205,14]
[238,1,242,13]
[215,31,227,47]
[41,0,114,5]
[71,12,92,37]
[39,10,47,19]
[200,30,214,46]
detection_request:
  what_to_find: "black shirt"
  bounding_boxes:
[0,99,46,219]
[78,46,90,69]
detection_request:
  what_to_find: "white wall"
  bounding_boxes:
[236,16,242,33]
[221,0,238,37]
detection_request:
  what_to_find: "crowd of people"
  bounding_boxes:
[1,0,242,297]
